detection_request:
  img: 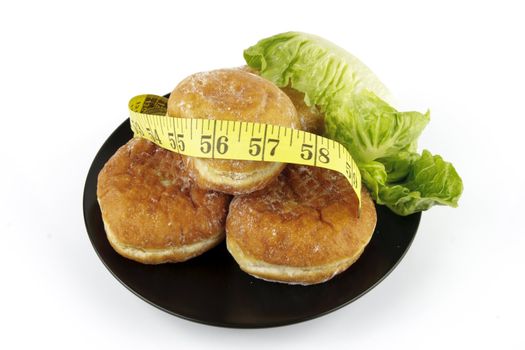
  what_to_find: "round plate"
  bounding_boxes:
[83,118,421,328]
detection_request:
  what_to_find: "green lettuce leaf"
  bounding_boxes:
[378,150,420,183]
[244,31,392,105]
[361,150,463,215]
[359,161,387,200]
[324,90,430,163]
[244,32,463,215]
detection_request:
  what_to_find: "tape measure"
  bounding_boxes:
[129,94,362,207]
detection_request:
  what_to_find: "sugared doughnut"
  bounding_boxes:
[238,66,324,134]
[97,138,231,264]
[167,69,300,195]
[226,165,377,285]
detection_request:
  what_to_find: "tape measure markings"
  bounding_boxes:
[129,94,362,208]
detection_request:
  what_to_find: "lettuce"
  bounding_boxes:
[363,151,463,215]
[324,90,430,163]
[244,32,463,215]
[378,151,420,183]
[244,32,392,105]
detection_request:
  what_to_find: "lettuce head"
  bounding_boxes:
[244,32,463,216]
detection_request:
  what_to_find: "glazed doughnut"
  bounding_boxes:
[226,165,377,285]
[167,69,300,195]
[280,86,324,134]
[97,138,231,264]
[238,66,325,134]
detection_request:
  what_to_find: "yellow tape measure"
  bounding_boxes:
[129,94,362,207]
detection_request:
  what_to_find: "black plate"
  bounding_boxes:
[83,118,421,328]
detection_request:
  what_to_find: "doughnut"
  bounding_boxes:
[280,86,324,134]
[97,138,231,264]
[167,69,300,195]
[226,165,377,285]
[238,66,325,134]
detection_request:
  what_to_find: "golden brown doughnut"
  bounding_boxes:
[238,66,325,134]
[97,138,231,264]
[279,86,325,134]
[167,69,300,195]
[226,165,377,285]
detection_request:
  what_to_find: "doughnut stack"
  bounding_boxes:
[97,68,377,285]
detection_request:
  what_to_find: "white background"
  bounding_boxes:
[1,1,523,349]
